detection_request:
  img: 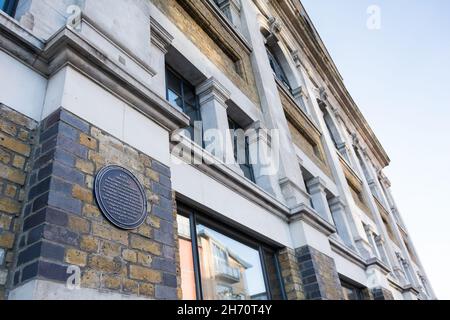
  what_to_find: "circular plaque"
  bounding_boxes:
[94,165,147,230]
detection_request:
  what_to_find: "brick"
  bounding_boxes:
[152,257,176,273]
[0,106,36,130]
[103,274,121,290]
[122,278,139,295]
[47,191,82,215]
[4,184,17,198]
[0,149,11,164]
[154,229,174,246]
[18,129,29,141]
[136,224,152,238]
[130,265,161,283]
[82,203,102,220]
[122,249,137,263]
[68,216,90,234]
[0,163,26,185]
[155,285,177,300]
[43,224,80,247]
[65,248,87,267]
[130,235,161,255]
[22,261,38,282]
[162,273,177,288]
[79,133,98,150]
[152,182,172,199]
[0,232,15,249]
[37,260,70,283]
[100,241,121,258]
[75,159,95,175]
[81,270,100,289]
[0,118,17,136]
[92,224,128,245]
[139,283,155,297]
[88,255,122,273]
[145,168,159,182]
[52,162,85,186]
[151,161,171,178]
[0,215,12,230]
[80,236,99,253]
[12,155,26,169]
[60,110,90,133]
[0,132,31,156]
[152,205,173,222]
[72,185,93,203]
[137,252,152,267]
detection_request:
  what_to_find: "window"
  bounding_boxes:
[266,46,291,91]
[341,280,364,300]
[228,117,255,182]
[1,0,17,16]
[177,204,285,300]
[166,66,202,141]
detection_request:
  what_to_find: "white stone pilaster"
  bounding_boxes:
[240,0,309,208]
[196,77,236,167]
[306,177,333,223]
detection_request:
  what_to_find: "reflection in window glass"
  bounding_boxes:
[196,224,268,300]
[177,215,197,300]
[341,281,363,300]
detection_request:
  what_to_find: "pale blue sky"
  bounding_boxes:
[301,0,450,299]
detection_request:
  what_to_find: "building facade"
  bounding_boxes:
[0,0,435,300]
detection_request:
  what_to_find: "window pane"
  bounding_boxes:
[263,249,284,300]
[0,0,6,10]
[177,215,197,300]
[196,224,268,300]
[166,69,183,112]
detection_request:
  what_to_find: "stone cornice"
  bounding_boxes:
[0,19,190,132]
[150,16,174,54]
[329,237,366,269]
[270,0,391,168]
[290,204,336,236]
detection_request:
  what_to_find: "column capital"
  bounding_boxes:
[328,196,346,211]
[306,177,327,194]
[196,77,231,107]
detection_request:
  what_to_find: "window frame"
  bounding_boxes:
[177,203,286,301]
[165,65,203,144]
[340,279,364,300]
[227,117,256,183]
[1,0,18,16]
[265,46,292,91]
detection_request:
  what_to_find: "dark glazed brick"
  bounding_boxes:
[27,225,45,246]
[23,210,47,231]
[32,192,50,212]
[38,261,70,283]
[44,207,69,227]
[152,182,172,199]
[57,135,88,159]
[159,175,172,189]
[40,241,65,261]
[47,191,82,215]
[14,271,20,286]
[43,224,79,247]
[152,205,173,222]
[158,197,173,212]
[154,230,174,246]
[155,285,177,300]
[60,110,89,133]
[152,161,171,178]
[28,177,51,200]
[52,162,84,186]
[17,242,42,265]
[162,273,177,288]
[162,245,175,261]
[152,257,176,273]
[53,148,76,167]
[22,261,39,282]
